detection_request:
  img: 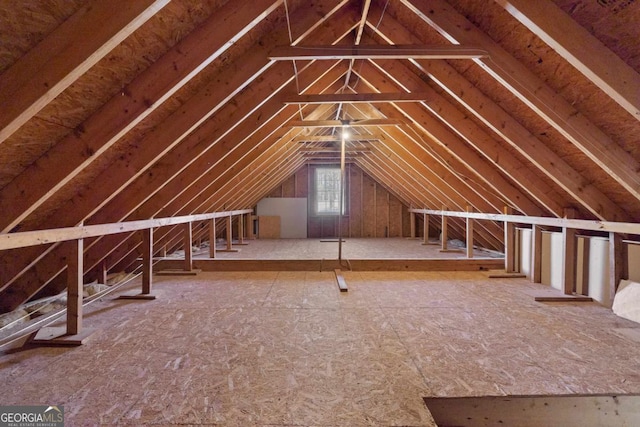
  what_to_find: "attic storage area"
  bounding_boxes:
[1,0,640,425]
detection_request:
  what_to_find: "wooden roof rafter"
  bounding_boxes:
[366,6,632,222]
[401,0,640,202]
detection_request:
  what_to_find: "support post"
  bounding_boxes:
[561,208,577,295]
[423,213,429,245]
[218,214,239,253]
[504,206,515,273]
[562,226,577,295]
[119,228,157,299]
[531,224,542,283]
[579,236,590,296]
[209,218,216,258]
[409,212,417,239]
[235,214,248,245]
[226,215,233,251]
[100,260,108,285]
[184,221,193,271]
[441,207,448,252]
[32,237,96,345]
[246,214,254,240]
[142,228,153,295]
[466,206,474,258]
[609,232,627,307]
[67,238,83,336]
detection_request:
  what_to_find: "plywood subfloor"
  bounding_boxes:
[197,237,500,259]
[2,271,640,426]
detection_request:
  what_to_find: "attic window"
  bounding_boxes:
[315,167,343,215]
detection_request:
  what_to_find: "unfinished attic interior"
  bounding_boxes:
[1,0,640,424]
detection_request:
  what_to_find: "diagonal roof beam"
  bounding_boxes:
[0,0,170,145]
[342,0,372,89]
[401,0,640,202]
[494,0,640,121]
[0,0,284,233]
[353,62,547,216]
[367,6,631,221]
[269,45,489,60]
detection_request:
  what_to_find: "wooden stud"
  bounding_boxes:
[441,207,448,252]
[562,226,577,295]
[531,224,543,283]
[67,239,83,336]
[184,222,193,272]
[609,232,627,307]
[466,206,474,259]
[579,236,590,296]
[142,228,153,295]
[209,219,216,259]
[504,206,516,273]
[100,260,108,286]
[409,211,417,239]
[227,216,233,251]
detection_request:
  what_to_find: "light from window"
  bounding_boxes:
[315,167,342,214]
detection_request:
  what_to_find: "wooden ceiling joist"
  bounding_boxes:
[288,119,403,127]
[283,92,429,104]
[269,45,489,60]
[294,134,382,142]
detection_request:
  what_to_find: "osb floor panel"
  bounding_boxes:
[196,238,501,259]
[2,271,640,426]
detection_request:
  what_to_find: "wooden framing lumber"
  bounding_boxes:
[407,209,640,236]
[367,9,630,221]
[466,206,474,258]
[288,119,403,127]
[283,92,429,104]
[66,238,83,336]
[0,0,283,233]
[157,258,505,272]
[494,0,640,121]
[402,0,640,201]
[269,45,489,60]
[0,210,251,252]
[0,13,350,296]
[531,224,543,283]
[363,59,558,217]
[609,232,627,307]
[0,0,169,145]
[184,222,193,271]
[335,269,348,292]
[562,226,577,295]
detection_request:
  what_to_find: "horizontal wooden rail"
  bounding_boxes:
[409,209,640,236]
[0,209,253,251]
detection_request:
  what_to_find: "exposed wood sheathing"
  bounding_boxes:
[0,0,639,312]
